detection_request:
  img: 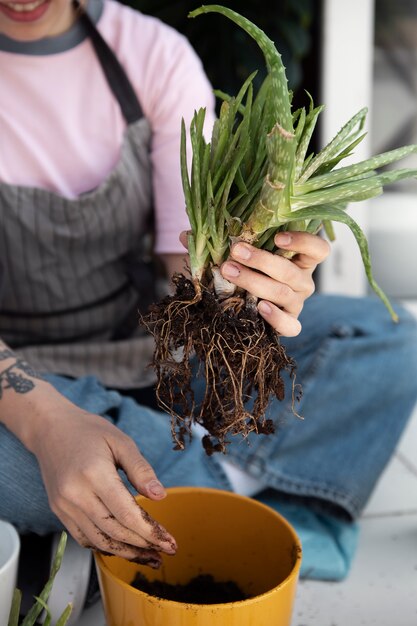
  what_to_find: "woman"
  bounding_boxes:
[1,0,416,574]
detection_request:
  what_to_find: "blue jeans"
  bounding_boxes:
[1,294,417,534]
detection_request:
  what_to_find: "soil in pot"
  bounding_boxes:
[131,572,248,604]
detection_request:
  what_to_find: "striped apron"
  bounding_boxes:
[0,4,159,389]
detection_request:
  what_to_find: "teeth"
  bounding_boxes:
[4,0,45,11]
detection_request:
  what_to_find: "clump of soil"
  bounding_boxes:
[131,572,248,604]
[142,273,299,454]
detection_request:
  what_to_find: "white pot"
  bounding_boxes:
[0,521,20,626]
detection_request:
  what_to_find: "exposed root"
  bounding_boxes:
[219,296,245,314]
[141,273,298,455]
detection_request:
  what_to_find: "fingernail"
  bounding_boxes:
[147,480,165,497]
[258,301,272,316]
[233,243,251,260]
[222,262,240,278]
[275,233,292,246]
[163,543,177,555]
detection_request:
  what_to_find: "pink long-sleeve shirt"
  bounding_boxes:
[0,0,216,253]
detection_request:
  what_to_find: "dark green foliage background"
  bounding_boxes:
[118,0,318,109]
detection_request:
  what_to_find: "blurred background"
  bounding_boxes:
[122,0,417,313]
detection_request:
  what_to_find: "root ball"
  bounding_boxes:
[142,274,297,454]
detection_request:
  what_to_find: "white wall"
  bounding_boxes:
[319,0,375,296]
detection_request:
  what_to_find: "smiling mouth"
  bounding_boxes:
[1,0,46,11]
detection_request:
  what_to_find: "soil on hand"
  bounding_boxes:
[131,572,248,604]
[142,273,299,454]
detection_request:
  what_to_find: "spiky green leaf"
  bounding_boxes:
[281,206,398,321]
[8,589,21,626]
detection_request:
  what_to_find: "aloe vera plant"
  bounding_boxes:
[143,5,417,453]
[185,5,417,321]
[8,532,72,626]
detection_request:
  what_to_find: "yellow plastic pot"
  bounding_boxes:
[95,487,301,626]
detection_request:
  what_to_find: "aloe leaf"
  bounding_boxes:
[189,4,293,133]
[249,75,274,153]
[206,172,217,242]
[219,119,251,216]
[204,84,254,266]
[180,119,195,230]
[267,124,296,187]
[210,117,237,188]
[213,88,233,104]
[229,177,264,221]
[187,231,209,279]
[243,123,297,235]
[256,226,280,250]
[323,219,336,241]
[294,104,325,180]
[281,206,398,321]
[21,532,68,626]
[292,108,303,133]
[210,101,231,173]
[215,157,244,249]
[55,605,73,626]
[211,75,253,190]
[294,106,306,144]
[190,111,205,230]
[297,145,417,194]
[212,125,247,205]
[301,152,314,174]
[231,71,257,115]
[236,76,274,190]
[326,126,367,164]
[200,140,211,198]
[211,115,245,190]
[299,107,368,183]
[314,132,367,175]
[33,597,51,626]
[373,167,417,186]
[292,176,385,210]
[8,589,21,626]
[234,167,248,195]
[305,218,324,234]
[209,111,221,164]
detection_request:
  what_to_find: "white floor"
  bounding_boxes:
[291,300,417,625]
[77,301,417,626]
[293,404,417,626]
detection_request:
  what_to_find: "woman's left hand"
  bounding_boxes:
[221,231,330,337]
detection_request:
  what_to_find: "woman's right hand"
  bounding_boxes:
[0,344,175,566]
[29,404,177,567]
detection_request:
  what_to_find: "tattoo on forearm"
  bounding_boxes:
[0,350,43,398]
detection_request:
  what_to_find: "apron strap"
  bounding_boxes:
[73,0,143,125]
